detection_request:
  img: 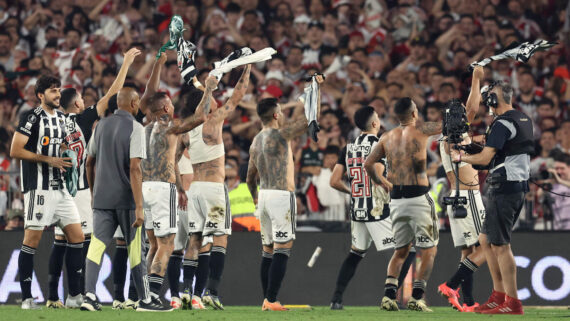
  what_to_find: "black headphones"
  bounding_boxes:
[482,81,499,108]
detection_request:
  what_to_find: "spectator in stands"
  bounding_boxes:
[531,129,560,177]
[311,146,347,221]
[542,153,570,230]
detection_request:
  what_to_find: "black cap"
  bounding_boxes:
[308,20,324,30]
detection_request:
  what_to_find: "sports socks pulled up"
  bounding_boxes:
[266,248,291,303]
[331,249,365,303]
[48,239,66,301]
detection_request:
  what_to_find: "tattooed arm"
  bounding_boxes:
[140,53,168,116]
[167,77,217,135]
[246,144,259,204]
[418,121,443,136]
[174,135,188,209]
[211,65,252,122]
[364,137,386,185]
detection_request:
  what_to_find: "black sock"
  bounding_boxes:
[260,251,273,298]
[331,250,364,303]
[397,250,415,290]
[384,276,398,300]
[148,273,164,295]
[266,248,290,302]
[48,240,66,301]
[80,237,90,294]
[65,242,84,296]
[167,254,183,297]
[194,253,210,297]
[206,246,226,296]
[412,279,426,300]
[128,275,138,301]
[447,257,478,289]
[112,245,128,302]
[183,259,198,293]
[460,258,478,306]
[462,273,475,306]
[19,245,36,300]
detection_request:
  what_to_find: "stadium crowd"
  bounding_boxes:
[0,0,569,231]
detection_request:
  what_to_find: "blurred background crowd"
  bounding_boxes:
[0,0,569,232]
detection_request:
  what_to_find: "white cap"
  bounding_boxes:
[294,14,311,24]
[265,70,284,83]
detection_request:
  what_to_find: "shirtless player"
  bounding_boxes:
[184,65,251,309]
[246,75,324,311]
[139,57,215,307]
[365,97,442,312]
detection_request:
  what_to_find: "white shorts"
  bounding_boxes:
[143,182,178,237]
[351,218,395,252]
[24,189,80,231]
[448,190,485,247]
[259,189,296,245]
[187,182,231,236]
[390,193,439,249]
[55,189,93,235]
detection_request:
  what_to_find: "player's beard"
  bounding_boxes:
[45,98,60,110]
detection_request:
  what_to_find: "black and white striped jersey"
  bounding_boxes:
[64,105,99,190]
[16,106,69,192]
[337,134,384,222]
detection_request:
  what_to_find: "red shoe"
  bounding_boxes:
[437,282,463,311]
[461,302,479,312]
[475,290,505,313]
[480,296,523,315]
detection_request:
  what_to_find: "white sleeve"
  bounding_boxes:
[129,121,146,159]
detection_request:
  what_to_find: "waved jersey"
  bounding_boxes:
[16,106,69,192]
[338,134,383,222]
[64,105,99,190]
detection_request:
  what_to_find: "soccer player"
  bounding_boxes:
[365,97,442,312]
[139,72,215,304]
[184,65,251,310]
[246,75,323,311]
[437,66,487,312]
[10,75,85,309]
[46,48,141,309]
[329,106,415,310]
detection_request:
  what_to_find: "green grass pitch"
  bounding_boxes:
[0,306,568,321]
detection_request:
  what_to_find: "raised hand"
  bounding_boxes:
[157,51,167,65]
[123,47,142,66]
[473,65,484,80]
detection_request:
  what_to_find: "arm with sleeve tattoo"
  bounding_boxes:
[212,65,252,122]
[246,146,259,204]
[167,78,216,135]
[365,138,386,185]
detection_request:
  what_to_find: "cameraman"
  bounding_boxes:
[437,66,487,312]
[451,80,532,315]
[537,152,570,230]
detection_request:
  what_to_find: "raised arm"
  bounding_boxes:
[246,146,259,204]
[210,64,251,122]
[96,48,141,116]
[280,75,324,140]
[365,137,386,185]
[167,76,218,135]
[466,66,484,123]
[140,52,168,116]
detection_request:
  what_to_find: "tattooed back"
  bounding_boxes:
[141,120,178,183]
[250,128,295,192]
[382,126,430,186]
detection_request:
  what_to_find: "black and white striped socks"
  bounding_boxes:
[207,246,227,296]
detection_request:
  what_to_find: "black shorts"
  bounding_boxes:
[481,190,525,245]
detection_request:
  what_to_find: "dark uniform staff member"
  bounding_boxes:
[451,81,532,315]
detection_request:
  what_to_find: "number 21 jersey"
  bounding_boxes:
[337,134,384,222]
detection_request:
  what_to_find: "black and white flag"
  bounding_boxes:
[470,39,557,69]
